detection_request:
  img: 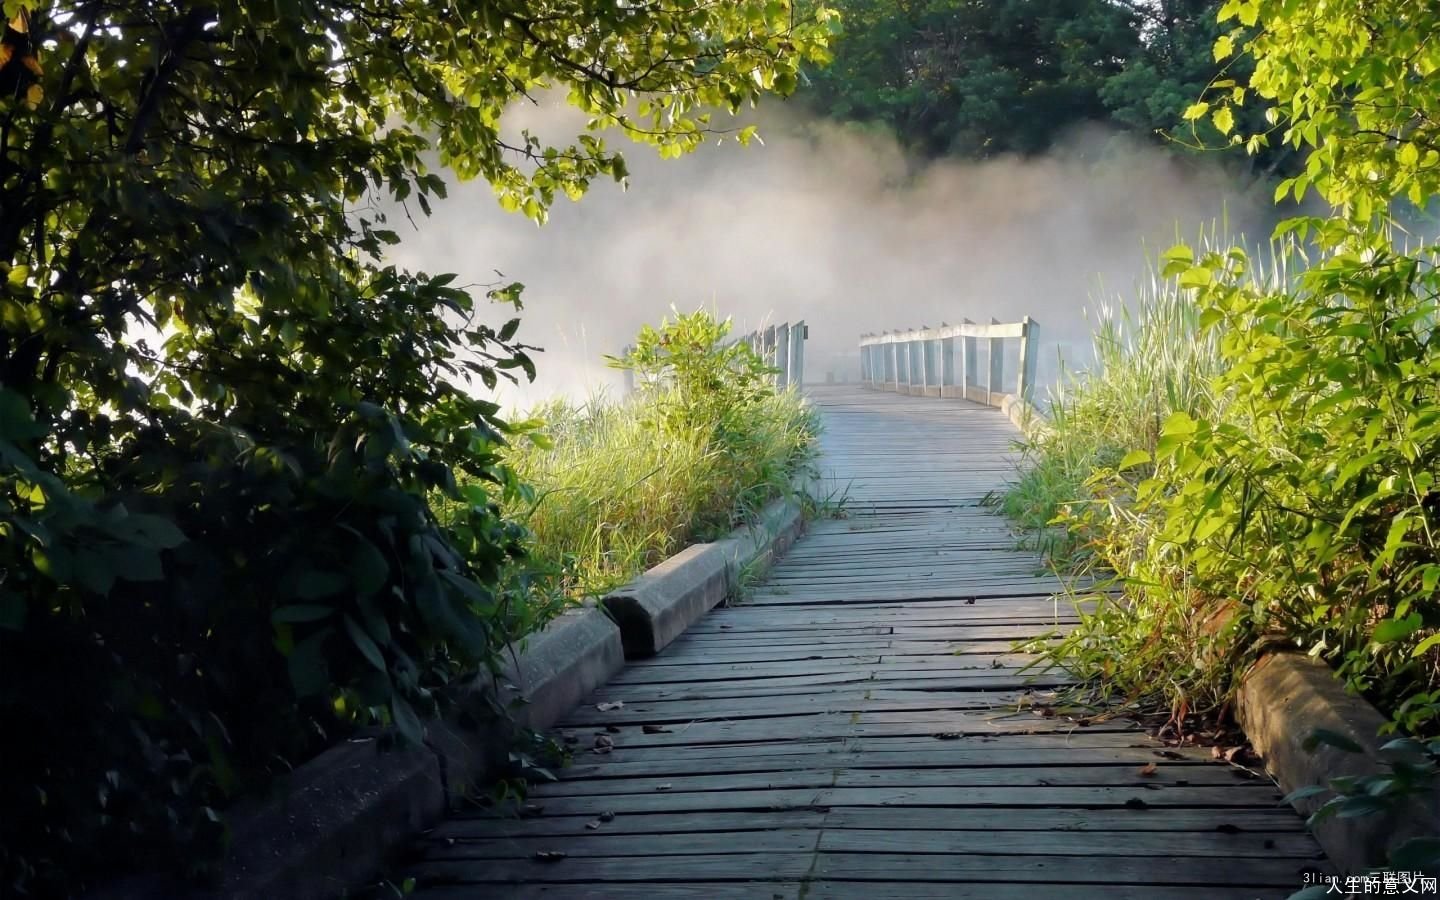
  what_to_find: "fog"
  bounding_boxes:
[385,100,1273,409]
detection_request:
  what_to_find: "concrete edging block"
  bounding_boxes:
[134,498,793,898]
[206,608,623,898]
[724,497,806,584]
[215,739,443,899]
[603,497,807,659]
[603,542,732,658]
[1237,650,1440,874]
[499,606,626,732]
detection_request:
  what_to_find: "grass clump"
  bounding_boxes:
[493,309,818,599]
[1008,229,1440,737]
[1000,232,1235,559]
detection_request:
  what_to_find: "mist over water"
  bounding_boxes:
[385,100,1274,409]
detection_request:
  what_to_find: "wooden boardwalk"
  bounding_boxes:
[405,385,1326,899]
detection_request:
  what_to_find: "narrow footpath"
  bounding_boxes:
[404,384,1327,899]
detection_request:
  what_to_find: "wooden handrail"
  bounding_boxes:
[732,320,807,389]
[857,316,1038,406]
[859,320,1027,343]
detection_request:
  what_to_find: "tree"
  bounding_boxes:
[0,0,834,892]
[799,0,1301,176]
[800,0,1140,157]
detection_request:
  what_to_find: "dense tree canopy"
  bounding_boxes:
[801,0,1296,175]
[801,0,1137,156]
[0,0,832,892]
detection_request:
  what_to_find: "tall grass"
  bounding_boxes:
[502,388,817,599]
[1001,240,1233,544]
[1002,230,1292,719]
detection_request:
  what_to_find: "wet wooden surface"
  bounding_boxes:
[404,385,1327,898]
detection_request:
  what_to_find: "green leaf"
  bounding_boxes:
[1389,837,1440,870]
[0,388,45,441]
[1412,633,1440,658]
[287,628,333,699]
[1161,412,1199,437]
[391,694,424,744]
[1336,795,1390,818]
[1372,613,1423,644]
[1302,728,1364,754]
[1281,784,1330,804]
[1117,450,1151,471]
[272,605,336,625]
[127,514,188,550]
[1161,244,1194,264]
[1212,106,1235,136]
[1182,101,1210,121]
[296,570,347,600]
[344,614,387,671]
[1177,266,1213,288]
[349,536,390,599]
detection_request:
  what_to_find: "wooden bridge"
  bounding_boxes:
[401,380,1327,898]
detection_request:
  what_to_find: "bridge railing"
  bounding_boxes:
[621,320,808,394]
[859,317,1038,408]
[733,320,808,390]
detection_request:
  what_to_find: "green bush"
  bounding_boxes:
[487,311,819,599]
[0,1,831,892]
[1009,0,1440,736]
[1001,234,1233,544]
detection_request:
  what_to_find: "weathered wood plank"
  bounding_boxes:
[552,746,1230,780]
[453,784,1285,818]
[418,829,822,860]
[805,882,1288,900]
[411,851,1321,887]
[529,764,1268,798]
[811,852,1324,886]
[411,884,801,900]
[431,807,1310,841]
[412,852,815,884]
[405,385,1323,898]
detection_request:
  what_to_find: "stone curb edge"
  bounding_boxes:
[1237,650,1440,875]
[602,496,806,658]
[197,495,808,899]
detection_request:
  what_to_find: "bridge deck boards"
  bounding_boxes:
[404,385,1326,898]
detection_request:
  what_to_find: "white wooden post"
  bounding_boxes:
[775,322,790,389]
[933,331,944,396]
[763,325,777,385]
[962,317,976,401]
[792,321,806,386]
[1017,316,1038,401]
[918,328,928,395]
[987,316,1003,406]
[940,324,955,398]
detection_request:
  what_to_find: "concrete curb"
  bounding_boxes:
[1237,650,1440,874]
[497,606,626,733]
[217,738,446,899]
[196,497,806,898]
[603,495,807,658]
[205,607,623,899]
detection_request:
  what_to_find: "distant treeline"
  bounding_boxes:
[798,0,1299,178]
